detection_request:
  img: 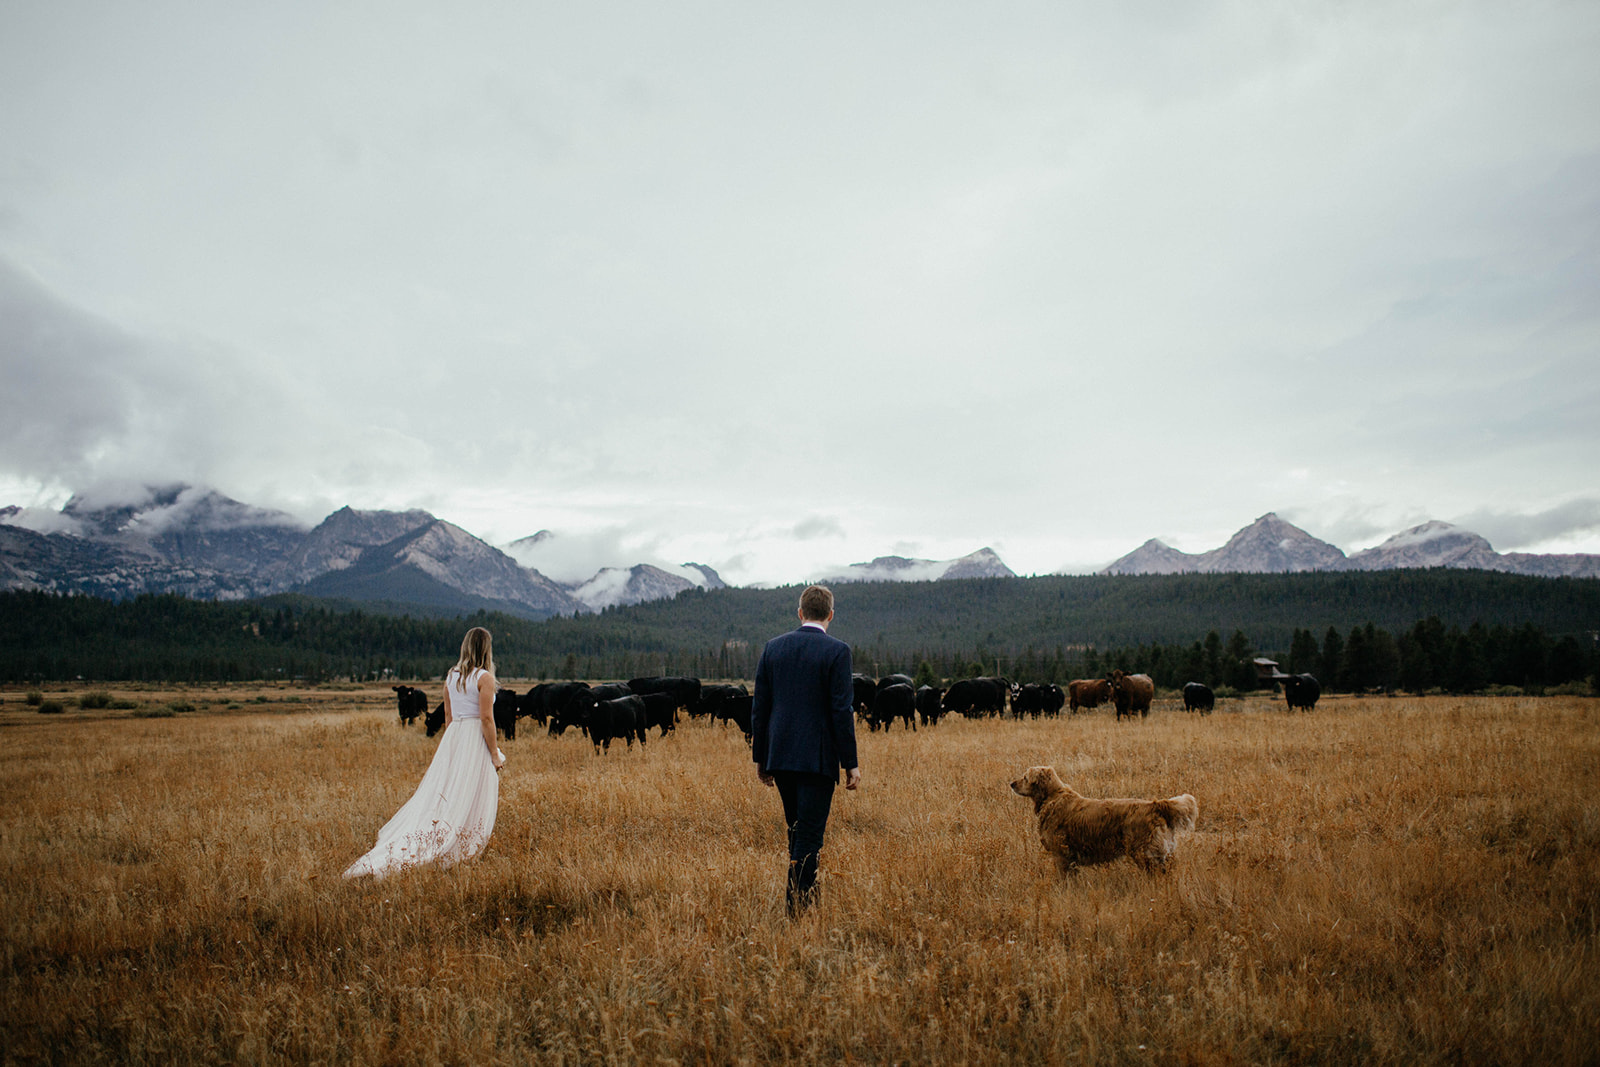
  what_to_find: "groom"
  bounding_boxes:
[751,584,860,918]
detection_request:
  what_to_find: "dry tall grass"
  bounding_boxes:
[2,687,1597,1064]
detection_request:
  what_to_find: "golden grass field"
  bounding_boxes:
[2,683,1597,1065]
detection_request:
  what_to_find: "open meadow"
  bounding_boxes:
[2,684,1597,1064]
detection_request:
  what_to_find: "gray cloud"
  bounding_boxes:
[2,4,1599,579]
[1452,498,1600,551]
[793,516,846,541]
[0,261,138,480]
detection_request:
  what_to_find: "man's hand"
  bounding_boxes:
[845,767,861,791]
[757,767,774,787]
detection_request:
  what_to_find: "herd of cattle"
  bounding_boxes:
[391,670,1323,752]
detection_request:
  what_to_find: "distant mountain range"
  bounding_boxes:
[8,490,1593,618]
[1101,513,1600,578]
[817,547,1017,584]
[0,485,726,619]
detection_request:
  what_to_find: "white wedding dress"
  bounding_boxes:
[343,666,502,879]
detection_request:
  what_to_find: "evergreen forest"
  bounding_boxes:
[1,569,1596,692]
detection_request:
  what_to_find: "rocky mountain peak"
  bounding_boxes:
[1346,521,1501,571]
[277,506,437,586]
[1099,538,1199,576]
[568,564,700,611]
[1203,513,1348,573]
[941,547,1017,579]
[683,562,726,589]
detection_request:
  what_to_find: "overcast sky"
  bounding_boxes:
[2,1,1597,585]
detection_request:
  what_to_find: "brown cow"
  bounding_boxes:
[1108,670,1155,720]
[1068,678,1111,713]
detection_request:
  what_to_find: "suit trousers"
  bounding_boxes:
[771,770,836,914]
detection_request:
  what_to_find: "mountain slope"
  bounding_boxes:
[1345,521,1502,571]
[1101,514,1347,575]
[683,563,727,590]
[275,506,435,587]
[568,564,698,610]
[1101,514,1600,578]
[1100,539,1200,575]
[294,520,582,620]
[1200,513,1348,573]
[0,522,274,601]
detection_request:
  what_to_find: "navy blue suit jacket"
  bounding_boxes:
[751,623,858,779]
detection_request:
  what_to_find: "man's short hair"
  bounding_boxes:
[799,584,834,621]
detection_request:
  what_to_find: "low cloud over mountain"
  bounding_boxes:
[818,547,1016,584]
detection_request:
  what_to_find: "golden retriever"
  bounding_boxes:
[1010,766,1198,873]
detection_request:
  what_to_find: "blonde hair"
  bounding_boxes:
[452,626,495,681]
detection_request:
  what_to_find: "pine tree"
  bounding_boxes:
[1340,624,1372,691]
[1444,624,1489,693]
[1225,630,1255,690]
[1203,631,1223,688]
[1549,635,1586,685]
[1371,626,1401,692]
[1321,627,1344,692]
[1180,641,1204,686]
[1288,628,1320,677]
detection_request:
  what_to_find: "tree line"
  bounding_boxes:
[0,569,1595,691]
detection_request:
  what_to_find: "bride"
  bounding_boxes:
[343,626,507,879]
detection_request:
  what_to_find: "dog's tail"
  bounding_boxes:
[1155,794,1198,832]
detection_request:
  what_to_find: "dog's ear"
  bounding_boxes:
[1012,766,1049,796]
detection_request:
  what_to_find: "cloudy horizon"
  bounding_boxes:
[3,2,1597,585]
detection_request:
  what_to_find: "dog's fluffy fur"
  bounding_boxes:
[1010,766,1198,873]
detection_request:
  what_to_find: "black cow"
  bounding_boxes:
[493,688,522,738]
[721,693,753,742]
[425,702,446,737]
[1283,674,1321,712]
[542,682,594,737]
[639,692,678,736]
[876,673,915,693]
[915,685,944,726]
[626,676,701,716]
[871,683,916,732]
[392,685,427,726]
[852,674,877,721]
[522,684,549,726]
[697,683,748,722]
[525,682,590,729]
[942,677,1007,718]
[1040,684,1066,718]
[1010,683,1046,719]
[588,682,633,703]
[583,694,647,753]
[1183,682,1215,714]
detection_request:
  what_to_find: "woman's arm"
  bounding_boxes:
[478,672,505,769]
[442,674,453,726]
